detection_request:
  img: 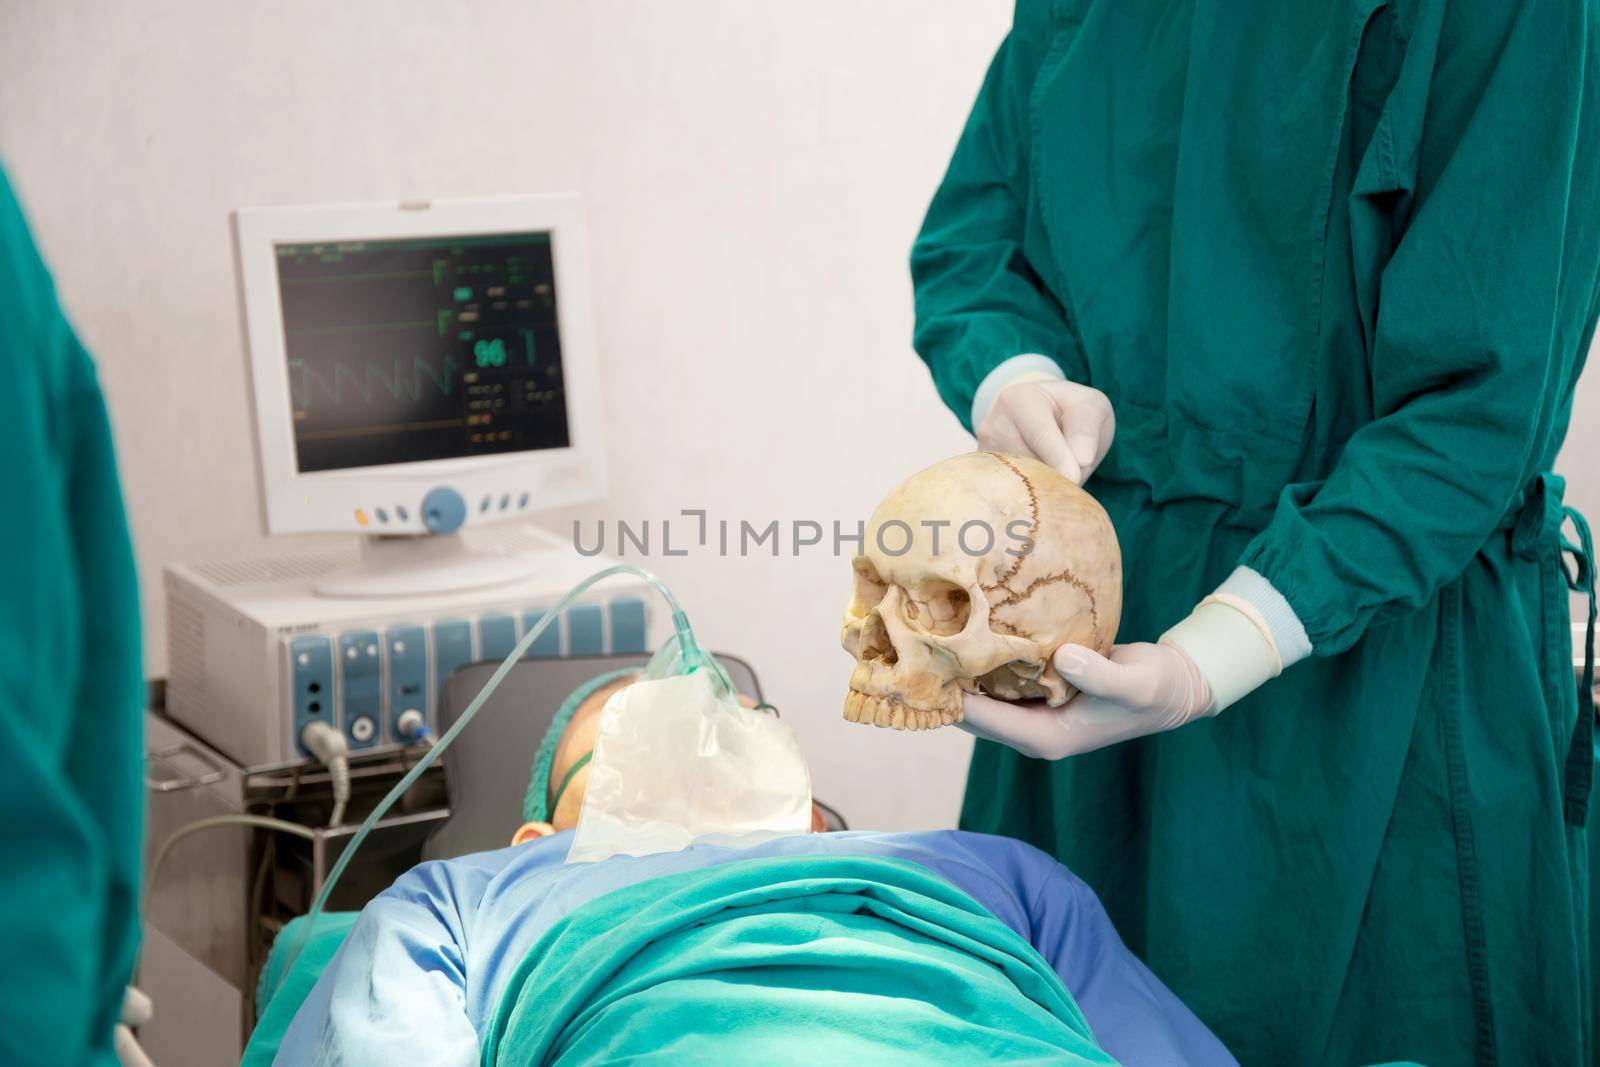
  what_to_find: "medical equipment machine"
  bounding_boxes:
[234,194,605,595]
[164,526,651,768]
[165,192,635,768]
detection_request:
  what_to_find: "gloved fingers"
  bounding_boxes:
[977,417,1077,479]
[980,379,1115,483]
[1044,382,1115,480]
[957,690,1072,760]
[1066,394,1115,476]
[977,415,1082,483]
[959,689,1143,760]
[1057,641,1214,722]
[959,640,1213,761]
[993,386,1079,475]
[1053,643,1151,706]
[1015,413,1082,482]
[974,408,1029,454]
[980,384,1083,481]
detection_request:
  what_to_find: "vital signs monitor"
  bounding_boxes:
[234,196,606,551]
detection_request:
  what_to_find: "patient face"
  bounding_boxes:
[530,675,827,837]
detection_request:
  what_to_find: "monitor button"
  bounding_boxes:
[518,492,530,509]
[499,494,511,511]
[396,506,410,522]
[421,487,467,534]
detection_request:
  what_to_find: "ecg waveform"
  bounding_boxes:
[277,234,569,470]
[289,353,464,410]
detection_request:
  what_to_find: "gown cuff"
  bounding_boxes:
[1216,566,1313,666]
[970,354,1066,431]
[1159,567,1309,712]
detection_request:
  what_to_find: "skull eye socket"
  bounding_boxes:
[851,561,888,613]
[902,580,971,638]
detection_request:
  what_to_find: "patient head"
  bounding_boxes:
[515,672,826,843]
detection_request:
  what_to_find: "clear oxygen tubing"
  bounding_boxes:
[268,563,727,996]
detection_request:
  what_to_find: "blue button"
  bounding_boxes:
[518,492,530,509]
[290,636,335,757]
[499,493,511,511]
[479,496,491,513]
[386,625,427,736]
[610,598,648,653]
[421,487,467,533]
[478,615,517,662]
[521,611,562,658]
[337,631,382,749]
[375,508,389,523]
[396,505,410,521]
[568,604,604,655]
[432,620,474,697]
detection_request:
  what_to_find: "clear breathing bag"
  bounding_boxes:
[268,564,808,994]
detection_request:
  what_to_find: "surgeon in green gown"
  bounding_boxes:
[913,2,1600,1064]
[0,163,144,1065]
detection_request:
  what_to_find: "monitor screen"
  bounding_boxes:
[274,233,571,473]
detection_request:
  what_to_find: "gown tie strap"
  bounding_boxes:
[1510,473,1596,827]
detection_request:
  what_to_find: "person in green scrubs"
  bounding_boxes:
[0,163,144,1065]
[913,2,1600,1064]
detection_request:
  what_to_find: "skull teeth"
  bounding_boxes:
[842,690,961,732]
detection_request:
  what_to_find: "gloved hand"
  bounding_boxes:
[976,378,1115,485]
[958,641,1214,760]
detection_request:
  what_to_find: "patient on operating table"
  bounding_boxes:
[256,669,1234,1067]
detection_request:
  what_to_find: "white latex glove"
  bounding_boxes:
[977,378,1115,485]
[958,642,1214,760]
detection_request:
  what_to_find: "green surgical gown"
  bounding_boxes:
[913,2,1600,1064]
[0,165,143,1065]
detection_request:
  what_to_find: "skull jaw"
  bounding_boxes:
[843,657,1078,734]
[843,687,962,731]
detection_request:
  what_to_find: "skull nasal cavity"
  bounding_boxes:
[859,614,897,664]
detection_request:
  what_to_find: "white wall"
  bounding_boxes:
[0,0,1001,831]
[2,0,1597,833]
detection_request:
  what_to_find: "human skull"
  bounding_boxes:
[841,452,1122,731]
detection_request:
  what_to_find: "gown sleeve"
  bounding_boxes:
[1239,0,1600,652]
[910,0,1082,431]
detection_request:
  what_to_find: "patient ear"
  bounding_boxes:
[512,821,555,846]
